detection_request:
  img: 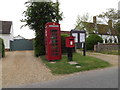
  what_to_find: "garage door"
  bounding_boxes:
[10,39,33,51]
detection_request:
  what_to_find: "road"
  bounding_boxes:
[11,66,118,88]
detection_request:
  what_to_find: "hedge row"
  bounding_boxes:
[61,34,69,53]
[0,38,5,58]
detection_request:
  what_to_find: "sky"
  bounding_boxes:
[0,0,119,39]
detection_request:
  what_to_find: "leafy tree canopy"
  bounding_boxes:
[21,0,63,31]
[21,0,63,56]
[74,13,92,30]
[97,8,118,25]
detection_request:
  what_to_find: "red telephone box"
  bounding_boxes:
[45,22,61,61]
[66,36,75,48]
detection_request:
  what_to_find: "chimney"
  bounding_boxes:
[93,16,97,24]
[108,20,112,28]
[93,16,98,34]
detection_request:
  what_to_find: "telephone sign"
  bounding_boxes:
[49,25,59,27]
[45,22,61,61]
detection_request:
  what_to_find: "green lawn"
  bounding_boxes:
[40,53,111,75]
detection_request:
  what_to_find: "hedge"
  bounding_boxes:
[86,34,103,50]
[61,34,69,54]
[0,38,5,58]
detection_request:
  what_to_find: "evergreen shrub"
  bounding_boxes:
[61,34,69,54]
[86,34,103,50]
[0,38,5,58]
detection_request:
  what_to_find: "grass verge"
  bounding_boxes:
[99,50,119,55]
[40,53,111,75]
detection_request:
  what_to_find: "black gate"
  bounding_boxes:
[10,39,33,51]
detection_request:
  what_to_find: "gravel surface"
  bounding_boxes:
[1,50,118,87]
[2,51,65,87]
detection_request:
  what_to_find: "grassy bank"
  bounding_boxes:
[99,50,119,55]
[40,53,111,75]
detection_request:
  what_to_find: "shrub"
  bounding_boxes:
[86,34,103,50]
[33,35,45,57]
[61,34,69,54]
[0,38,5,58]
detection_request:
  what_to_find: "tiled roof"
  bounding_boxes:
[0,21,12,34]
[83,22,117,35]
[61,31,70,34]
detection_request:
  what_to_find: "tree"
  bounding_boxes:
[74,13,92,30]
[97,8,118,26]
[21,0,63,56]
[97,8,119,43]
[86,34,103,50]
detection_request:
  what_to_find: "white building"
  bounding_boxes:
[82,16,118,43]
[0,21,14,50]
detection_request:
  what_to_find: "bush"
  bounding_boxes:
[0,38,5,58]
[86,34,103,50]
[34,34,45,57]
[61,34,69,54]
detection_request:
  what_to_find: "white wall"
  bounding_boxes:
[100,35,118,43]
[10,24,14,41]
[0,34,11,49]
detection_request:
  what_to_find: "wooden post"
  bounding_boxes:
[83,42,86,56]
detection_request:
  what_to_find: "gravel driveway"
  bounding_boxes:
[2,51,64,87]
